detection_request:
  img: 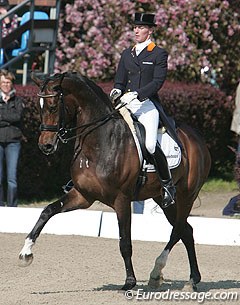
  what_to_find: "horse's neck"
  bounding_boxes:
[68,84,112,118]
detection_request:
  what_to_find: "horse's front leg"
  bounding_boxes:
[115,200,136,290]
[19,188,93,267]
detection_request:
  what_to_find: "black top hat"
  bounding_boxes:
[134,13,156,27]
[0,0,9,7]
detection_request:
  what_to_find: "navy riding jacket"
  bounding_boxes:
[114,42,168,103]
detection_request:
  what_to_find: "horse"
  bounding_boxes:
[19,72,211,291]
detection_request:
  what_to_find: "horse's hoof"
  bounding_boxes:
[121,277,136,291]
[148,276,160,289]
[182,279,197,292]
[18,253,33,267]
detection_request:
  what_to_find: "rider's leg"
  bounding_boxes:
[151,144,176,208]
[137,103,175,208]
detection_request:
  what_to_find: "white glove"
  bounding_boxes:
[120,91,138,105]
[109,88,122,102]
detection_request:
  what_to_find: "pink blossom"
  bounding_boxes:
[227,26,234,36]
[54,0,238,85]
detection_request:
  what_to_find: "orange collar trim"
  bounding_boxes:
[132,42,156,52]
[147,42,156,51]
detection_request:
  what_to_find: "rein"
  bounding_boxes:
[58,107,122,143]
[37,85,124,144]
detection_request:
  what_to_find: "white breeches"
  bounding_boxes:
[126,99,159,154]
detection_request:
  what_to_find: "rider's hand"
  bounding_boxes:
[120,91,138,105]
[109,88,122,102]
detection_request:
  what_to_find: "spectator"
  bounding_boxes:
[230,81,240,152]
[222,195,240,216]
[0,69,24,207]
[223,81,240,216]
[133,200,144,214]
[0,0,19,60]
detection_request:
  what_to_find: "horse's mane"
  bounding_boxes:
[65,72,112,108]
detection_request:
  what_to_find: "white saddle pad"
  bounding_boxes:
[119,107,181,170]
[132,129,181,171]
[158,130,181,169]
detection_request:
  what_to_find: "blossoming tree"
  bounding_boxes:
[56,0,239,94]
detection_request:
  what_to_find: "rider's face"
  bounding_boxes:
[133,25,153,43]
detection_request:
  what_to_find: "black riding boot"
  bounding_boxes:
[151,146,176,208]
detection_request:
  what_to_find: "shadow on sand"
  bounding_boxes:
[94,278,240,292]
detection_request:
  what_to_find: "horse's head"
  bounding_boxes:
[32,72,74,155]
[32,71,116,155]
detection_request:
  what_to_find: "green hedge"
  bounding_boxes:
[160,81,235,178]
[15,81,235,200]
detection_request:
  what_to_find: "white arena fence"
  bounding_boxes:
[0,201,239,246]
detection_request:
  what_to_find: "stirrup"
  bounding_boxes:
[161,184,176,208]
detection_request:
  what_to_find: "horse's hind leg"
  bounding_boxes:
[148,200,201,291]
[181,222,201,291]
[148,204,179,288]
[149,201,191,289]
[19,189,92,267]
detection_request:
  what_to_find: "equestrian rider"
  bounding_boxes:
[110,12,176,208]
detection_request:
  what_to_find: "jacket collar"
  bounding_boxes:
[131,41,156,62]
[0,89,16,103]
[132,40,155,53]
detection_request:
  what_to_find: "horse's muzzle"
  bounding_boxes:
[38,143,57,155]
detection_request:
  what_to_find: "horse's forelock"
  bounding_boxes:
[41,72,67,92]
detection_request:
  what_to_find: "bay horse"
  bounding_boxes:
[19,72,211,291]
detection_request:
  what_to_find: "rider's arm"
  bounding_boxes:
[114,50,128,92]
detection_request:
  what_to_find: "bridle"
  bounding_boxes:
[38,91,65,132]
[37,78,123,144]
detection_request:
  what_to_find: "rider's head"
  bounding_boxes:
[133,13,156,43]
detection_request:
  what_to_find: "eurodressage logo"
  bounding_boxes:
[124,289,239,303]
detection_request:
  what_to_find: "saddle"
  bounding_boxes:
[119,107,181,196]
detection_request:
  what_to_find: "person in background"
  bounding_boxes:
[0,0,19,60]
[223,81,240,216]
[133,200,144,214]
[0,69,24,207]
[230,81,240,152]
[110,12,175,209]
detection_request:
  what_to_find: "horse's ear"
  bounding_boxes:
[31,72,43,87]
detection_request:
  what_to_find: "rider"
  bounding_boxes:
[110,12,176,208]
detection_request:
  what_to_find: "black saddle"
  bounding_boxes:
[130,113,151,162]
